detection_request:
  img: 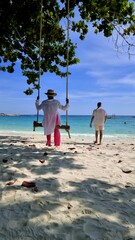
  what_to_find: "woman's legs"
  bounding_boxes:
[46,134,51,146]
[54,115,61,146]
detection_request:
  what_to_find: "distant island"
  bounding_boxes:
[0,113,21,116]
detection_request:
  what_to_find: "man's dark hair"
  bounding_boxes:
[97,102,101,107]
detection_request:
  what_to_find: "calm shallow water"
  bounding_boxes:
[0,115,135,139]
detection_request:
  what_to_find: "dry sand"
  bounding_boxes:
[0,133,135,240]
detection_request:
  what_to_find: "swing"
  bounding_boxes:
[33,0,71,138]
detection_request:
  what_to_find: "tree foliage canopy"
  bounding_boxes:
[0,0,135,94]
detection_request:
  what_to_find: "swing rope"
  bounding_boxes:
[34,0,71,138]
[66,0,70,128]
[37,0,43,122]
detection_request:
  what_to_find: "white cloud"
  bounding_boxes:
[86,70,113,78]
[96,73,135,87]
[75,47,135,70]
[69,90,135,100]
[72,29,135,71]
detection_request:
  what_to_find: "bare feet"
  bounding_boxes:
[46,143,52,146]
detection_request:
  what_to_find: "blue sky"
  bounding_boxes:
[0,29,135,116]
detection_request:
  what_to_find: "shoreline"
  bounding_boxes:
[0,131,135,141]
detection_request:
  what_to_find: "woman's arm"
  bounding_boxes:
[35,100,43,111]
[58,99,69,111]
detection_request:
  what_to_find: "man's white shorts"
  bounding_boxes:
[94,124,104,131]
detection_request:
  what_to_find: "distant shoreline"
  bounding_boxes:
[0,113,135,117]
[0,113,21,116]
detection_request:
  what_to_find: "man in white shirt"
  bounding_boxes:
[90,102,107,145]
[35,89,69,146]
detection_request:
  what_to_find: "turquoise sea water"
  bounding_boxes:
[0,115,135,140]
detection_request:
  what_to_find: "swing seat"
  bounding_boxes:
[56,125,71,138]
[33,121,43,131]
[33,122,71,138]
[56,125,70,130]
[33,122,70,131]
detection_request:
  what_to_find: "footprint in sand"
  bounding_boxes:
[125,182,133,188]
[6,179,17,185]
[121,169,132,174]
[82,209,93,215]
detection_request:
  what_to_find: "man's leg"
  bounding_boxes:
[94,130,98,143]
[99,130,103,145]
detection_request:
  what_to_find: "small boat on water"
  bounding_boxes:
[108,114,116,119]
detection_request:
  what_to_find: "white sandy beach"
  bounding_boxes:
[0,133,135,240]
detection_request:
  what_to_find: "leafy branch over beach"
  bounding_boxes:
[0,0,135,94]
